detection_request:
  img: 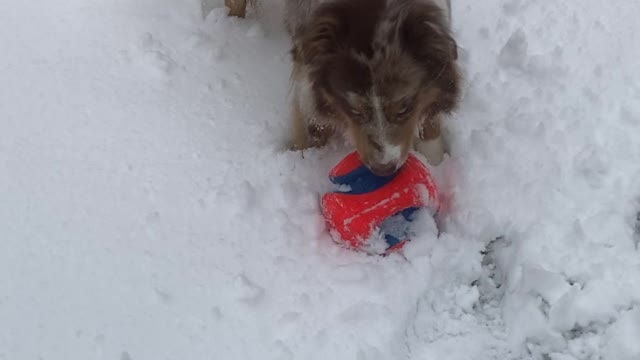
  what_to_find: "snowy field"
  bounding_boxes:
[2,0,640,359]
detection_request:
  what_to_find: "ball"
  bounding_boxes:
[320,151,439,254]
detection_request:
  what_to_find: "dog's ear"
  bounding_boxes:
[299,6,345,65]
[400,4,458,66]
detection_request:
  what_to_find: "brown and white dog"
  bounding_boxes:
[285,0,460,174]
[226,0,460,174]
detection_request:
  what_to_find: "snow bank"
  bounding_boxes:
[1,0,639,359]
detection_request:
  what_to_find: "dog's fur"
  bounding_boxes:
[225,0,254,18]
[227,0,460,174]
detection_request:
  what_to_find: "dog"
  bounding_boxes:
[285,0,460,174]
[226,0,460,174]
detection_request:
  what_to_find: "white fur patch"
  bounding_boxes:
[371,94,385,127]
[370,92,403,165]
[379,143,402,165]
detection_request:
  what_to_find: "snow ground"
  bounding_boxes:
[1,0,640,359]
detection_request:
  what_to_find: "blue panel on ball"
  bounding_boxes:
[329,165,397,195]
[380,207,420,247]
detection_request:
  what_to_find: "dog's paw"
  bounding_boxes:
[279,135,312,154]
[286,127,333,152]
[286,140,305,152]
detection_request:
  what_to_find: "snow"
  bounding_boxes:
[1,0,640,359]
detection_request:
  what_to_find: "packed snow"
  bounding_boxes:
[1,0,640,359]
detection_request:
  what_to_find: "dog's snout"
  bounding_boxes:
[369,163,397,177]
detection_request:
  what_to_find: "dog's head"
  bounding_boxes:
[299,0,460,175]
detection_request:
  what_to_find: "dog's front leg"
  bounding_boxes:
[288,98,334,151]
[225,0,247,18]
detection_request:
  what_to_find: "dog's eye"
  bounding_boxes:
[397,106,410,116]
[386,102,414,125]
[392,104,413,123]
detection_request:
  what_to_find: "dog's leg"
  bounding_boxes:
[432,0,452,23]
[287,64,335,151]
[288,98,334,150]
[288,93,312,150]
[416,115,446,165]
[225,0,247,18]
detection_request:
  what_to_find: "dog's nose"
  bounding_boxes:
[370,163,397,177]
